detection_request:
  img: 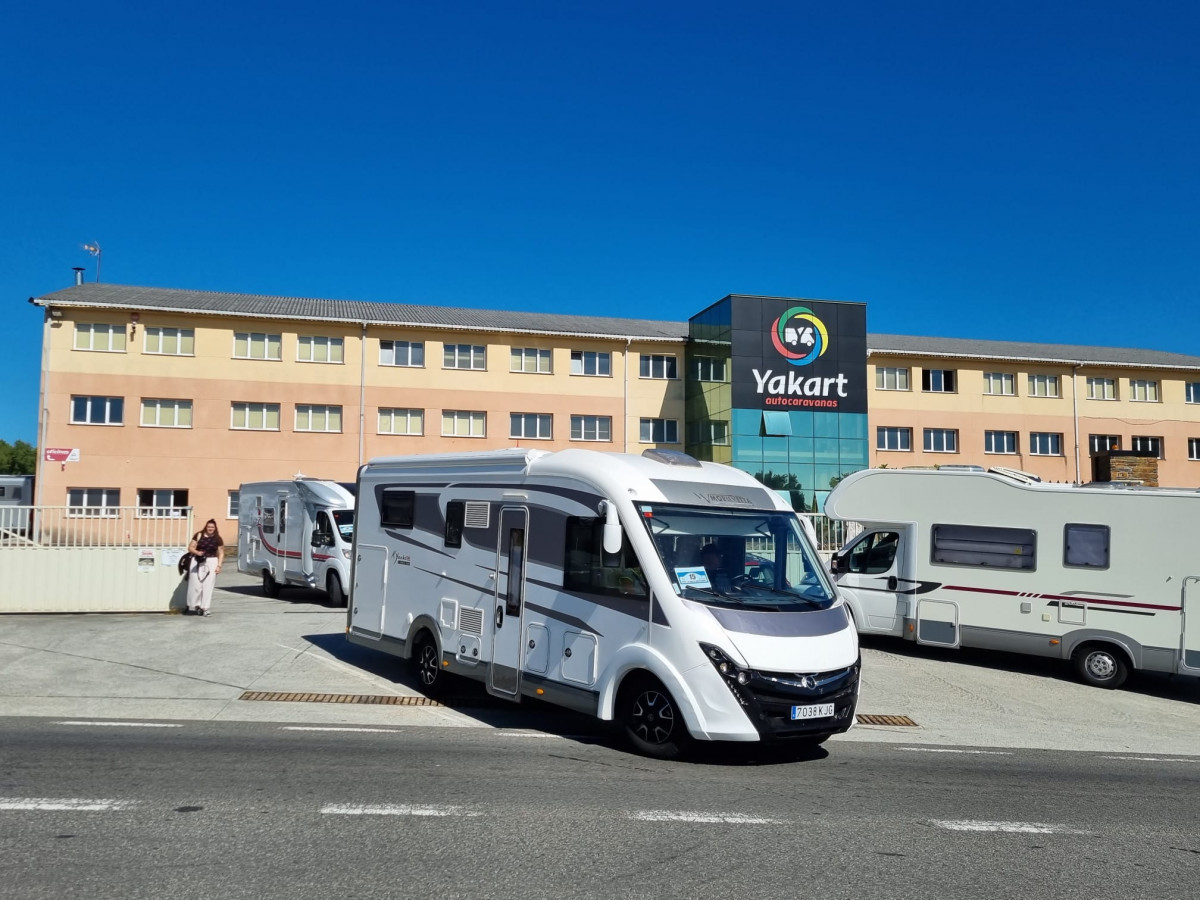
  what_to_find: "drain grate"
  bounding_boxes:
[856,714,918,727]
[239,691,445,706]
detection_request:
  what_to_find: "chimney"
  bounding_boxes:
[72,267,85,286]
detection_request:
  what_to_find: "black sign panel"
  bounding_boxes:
[729,297,867,414]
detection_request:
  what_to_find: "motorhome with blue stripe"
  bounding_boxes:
[348,448,860,758]
[825,466,1200,688]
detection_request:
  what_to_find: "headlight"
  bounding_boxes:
[342,548,352,560]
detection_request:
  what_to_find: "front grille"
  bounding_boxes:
[726,661,860,740]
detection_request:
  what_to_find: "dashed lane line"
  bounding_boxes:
[631,810,788,825]
[930,820,1094,835]
[899,747,1012,755]
[55,721,183,728]
[0,798,140,811]
[321,804,482,817]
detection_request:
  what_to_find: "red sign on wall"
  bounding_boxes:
[44,448,80,463]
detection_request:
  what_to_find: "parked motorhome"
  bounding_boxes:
[237,478,356,606]
[0,475,34,536]
[349,448,860,758]
[824,466,1200,688]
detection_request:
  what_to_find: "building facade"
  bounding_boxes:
[29,283,1200,526]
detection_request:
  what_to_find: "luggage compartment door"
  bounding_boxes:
[916,598,959,648]
[488,507,528,699]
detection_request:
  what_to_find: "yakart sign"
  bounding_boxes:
[729,298,867,414]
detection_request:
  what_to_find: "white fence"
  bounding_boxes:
[0,506,194,613]
[800,513,863,560]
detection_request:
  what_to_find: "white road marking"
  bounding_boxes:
[55,721,183,728]
[495,732,567,738]
[931,820,1093,835]
[0,798,139,811]
[899,747,1011,755]
[631,810,787,825]
[1101,756,1199,763]
[321,804,481,817]
[282,726,403,734]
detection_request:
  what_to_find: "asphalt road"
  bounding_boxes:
[2,718,1197,900]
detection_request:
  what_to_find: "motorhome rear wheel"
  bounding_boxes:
[262,570,281,598]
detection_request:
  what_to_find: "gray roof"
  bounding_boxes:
[30,283,1200,369]
[31,283,691,342]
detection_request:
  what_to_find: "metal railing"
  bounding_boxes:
[0,506,194,549]
[800,514,863,554]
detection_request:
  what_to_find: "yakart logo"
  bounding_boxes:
[770,306,828,367]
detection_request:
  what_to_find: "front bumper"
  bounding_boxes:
[717,658,860,741]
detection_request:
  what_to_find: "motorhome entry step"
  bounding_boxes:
[239,691,447,706]
[856,714,918,727]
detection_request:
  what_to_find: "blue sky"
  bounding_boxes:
[3,1,1198,442]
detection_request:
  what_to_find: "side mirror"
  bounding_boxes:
[600,500,622,557]
[829,555,842,574]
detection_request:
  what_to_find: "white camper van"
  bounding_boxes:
[0,475,34,537]
[238,478,356,606]
[349,448,860,758]
[824,466,1200,689]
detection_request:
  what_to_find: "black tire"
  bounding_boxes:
[262,570,281,598]
[411,632,443,694]
[326,572,347,608]
[619,675,690,760]
[1073,644,1129,689]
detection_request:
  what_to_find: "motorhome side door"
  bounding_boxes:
[488,507,528,700]
[1182,576,1200,675]
[834,529,904,635]
[278,494,302,582]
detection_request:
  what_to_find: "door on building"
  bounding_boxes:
[488,507,528,699]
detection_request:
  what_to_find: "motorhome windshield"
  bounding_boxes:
[332,509,354,540]
[634,503,836,611]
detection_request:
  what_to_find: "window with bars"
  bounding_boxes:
[570,350,611,376]
[1129,379,1159,402]
[875,367,910,391]
[73,323,126,352]
[443,344,486,370]
[231,402,281,431]
[442,410,486,437]
[144,327,194,356]
[985,431,1018,454]
[297,335,344,364]
[983,372,1015,396]
[1028,374,1060,398]
[137,488,189,517]
[570,415,611,442]
[67,487,120,518]
[693,356,728,382]
[379,340,425,367]
[510,413,552,439]
[639,354,678,379]
[141,398,193,428]
[510,348,552,373]
[1086,377,1116,400]
[639,418,678,443]
[233,332,282,360]
[923,429,957,453]
[1131,435,1162,458]
[1029,432,1063,456]
[378,408,424,435]
[71,395,124,425]
[877,426,911,451]
[921,369,956,392]
[295,404,343,433]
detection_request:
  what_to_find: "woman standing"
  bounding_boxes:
[187,519,225,616]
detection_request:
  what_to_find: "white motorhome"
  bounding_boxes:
[349,448,860,758]
[824,466,1200,688]
[0,475,34,536]
[238,478,356,606]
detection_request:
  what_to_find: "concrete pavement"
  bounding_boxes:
[1,571,1197,753]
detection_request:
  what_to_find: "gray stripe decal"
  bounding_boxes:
[705,604,848,637]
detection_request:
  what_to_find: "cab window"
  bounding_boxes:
[847,531,899,574]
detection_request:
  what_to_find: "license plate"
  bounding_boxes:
[791,703,835,721]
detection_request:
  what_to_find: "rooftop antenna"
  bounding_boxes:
[81,242,102,281]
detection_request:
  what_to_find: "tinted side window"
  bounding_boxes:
[445,500,465,548]
[563,516,647,599]
[932,524,1035,570]
[1064,523,1109,569]
[380,489,415,528]
[848,531,899,574]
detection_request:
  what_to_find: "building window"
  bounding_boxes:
[137,488,188,517]
[1129,379,1159,403]
[67,487,120,518]
[985,431,1018,454]
[639,354,678,380]
[570,350,611,377]
[141,399,193,428]
[1089,434,1121,454]
[379,340,424,367]
[295,404,343,433]
[875,367,910,391]
[1131,435,1162,458]
[442,410,486,437]
[1027,374,1060,398]
[1189,438,1200,461]
[297,335,344,364]
[378,408,423,435]
[694,356,728,382]
[571,415,612,442]
[1187,383,1200,404]
[923,429,957,453]
[688,420,730,446]
[510,347,552,374]
[231,402,281,431]
[71,395,124,425]
[233,332,282,361]
[921,369,956,393]
[983,372,1016,396]
[1086,377,1116,400]
[227,490,240,519]
[144,327,194,356]
[877,426,911,451]
[73,323,126,353]
[443,344,486,370]
[510,413,552,439]
[639,418,678,443]
[1030,432,1063,456]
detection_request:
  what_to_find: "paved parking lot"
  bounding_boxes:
[1,571,1197,753]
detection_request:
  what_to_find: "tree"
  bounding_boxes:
[0,440,36,475]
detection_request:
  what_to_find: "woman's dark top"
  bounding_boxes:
[195,534,223,558]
